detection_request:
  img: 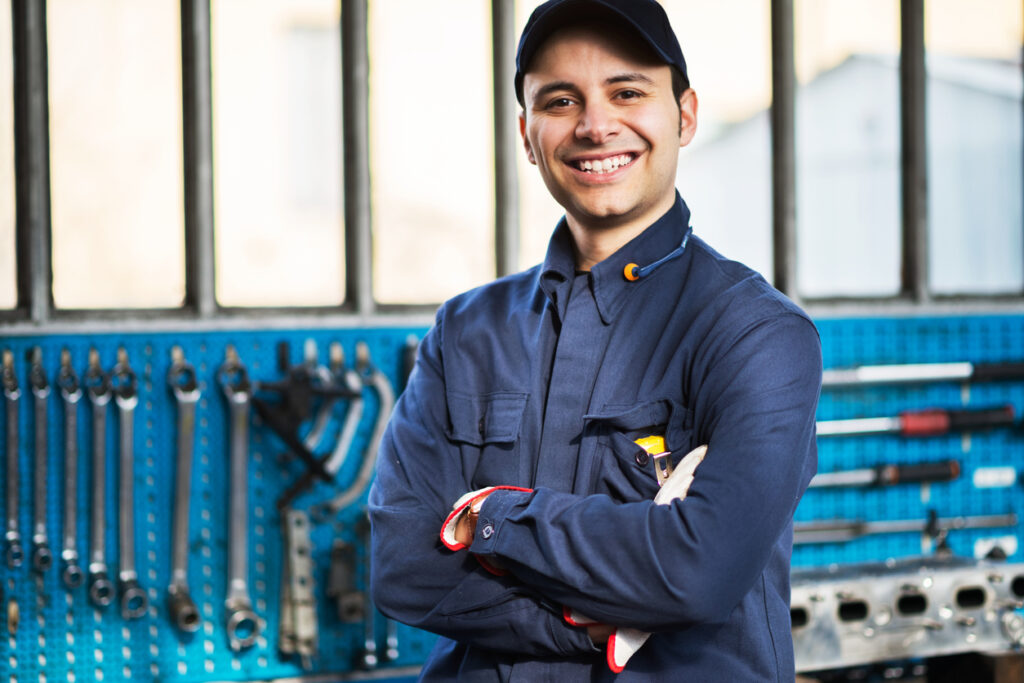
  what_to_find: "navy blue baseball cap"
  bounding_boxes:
[515,0,688,106]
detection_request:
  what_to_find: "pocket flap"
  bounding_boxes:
[447,391,529,446]
[586,398,691,451]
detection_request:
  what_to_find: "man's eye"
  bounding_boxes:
[616,89,643,100]
[546,97,574,109]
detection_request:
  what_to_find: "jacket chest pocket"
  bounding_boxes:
[446,390,529,489]
[586,398,694,501]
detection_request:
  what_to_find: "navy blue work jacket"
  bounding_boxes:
[369,195,822,681]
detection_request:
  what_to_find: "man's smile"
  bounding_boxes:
[569,152,637,175]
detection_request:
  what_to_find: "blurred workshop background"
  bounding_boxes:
[1,1,1023,682]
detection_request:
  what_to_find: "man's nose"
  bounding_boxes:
[575,101,618,143]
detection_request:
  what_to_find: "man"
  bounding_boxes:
[369,0,821,680]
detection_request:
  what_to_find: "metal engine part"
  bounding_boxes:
[791,555,1024,673]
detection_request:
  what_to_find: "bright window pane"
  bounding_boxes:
[48,0,185,309]
[667,0,773,281]
[212,0,344,307]
[0,5,14,308]
[371,0,494,304]
[795,0,901,298]
[515,1,773,278]
[926,0,1023,295]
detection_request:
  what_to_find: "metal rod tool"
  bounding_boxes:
[57,349,84,588]
[219,346,262,651]
[794,512,1018,545]
[111,347,149,619]
[167,347,201,633]
[823,360,1024,388]
[2,349,23,569]
[29,347,53,572]
[85,349,114,607]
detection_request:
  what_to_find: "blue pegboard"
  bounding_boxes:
[797,314,1024,568]
[2,313,1024,680]
[0,327,433,682]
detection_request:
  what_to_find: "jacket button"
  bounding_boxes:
[481,524,494,539]
[635,450,649,466]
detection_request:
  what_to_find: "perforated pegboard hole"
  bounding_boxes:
[67,650,74,665]
[122,665,131,679]
[94,648,103,663]
[95,668,103,682]
[258,655,268,667]
[150,663,159,678]
[66,630,72,645]
[68,671,75,683]
[177,660,187,676]
[232,658,241,670]
[204,658,214,673]
[93,627,102,643]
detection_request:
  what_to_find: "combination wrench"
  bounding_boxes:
[57,349,84,588]
[219,346,262,651]
[111,347,149,620]
[29,348,53,573]
[166,347,201,633]
[2,349,23,569]
[85,348,114,607]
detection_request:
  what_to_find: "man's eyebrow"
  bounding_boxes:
[606,72,656,86]
[532,80,578,102]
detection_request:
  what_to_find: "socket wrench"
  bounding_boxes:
[219,347,262,651]
[29,348,53,573]
[2,349,23,569]
[111,348,149,619]
[166,347,201,633]
[57,349,84,588]
[85,349,114,607]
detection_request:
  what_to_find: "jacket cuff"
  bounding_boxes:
[440,486,532,552]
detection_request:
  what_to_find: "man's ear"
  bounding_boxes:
[678,88,698,148]
[519,111,537,165]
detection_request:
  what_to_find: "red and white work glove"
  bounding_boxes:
[439,445,707,673]
[564,444,708,673]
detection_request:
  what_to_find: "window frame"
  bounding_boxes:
[3,0,1023,333]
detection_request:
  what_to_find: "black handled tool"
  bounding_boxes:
[809,459,960,489]
[816,405,1015,437]
[823,361,1024,388]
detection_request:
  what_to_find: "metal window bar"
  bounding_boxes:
[492,0,519,279]
[12,0,52,325]
[770,0,796,301]
[181,0,216,319]
[900,0,928,303]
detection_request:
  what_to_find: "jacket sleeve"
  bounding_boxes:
[465,311,822,631]
[367,312,597,657]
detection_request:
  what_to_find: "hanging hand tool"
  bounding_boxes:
[85,349,114,607]
[111,348,149,620]
[272,341,363,510]
[57,349,84,588]
[219,346,262,651]
[166,347,201,633]
[822,360,1024,388]
[809,459,960,489]
[29,348,53,573]
[327,539,363,623]
[311,343,395,521]
[278,508,318,669]
[3,349,23,569]
[794,511,1018,545]
[816,405,1015,437]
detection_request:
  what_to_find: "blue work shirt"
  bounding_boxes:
[369,194,822,681]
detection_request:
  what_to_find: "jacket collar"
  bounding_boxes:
[539,193,693,324]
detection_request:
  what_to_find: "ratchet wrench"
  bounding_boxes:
[85,349,114,607]
[3,349,23,569]
[219,346,262,651]
[111,348,149,619]
[29,347,53,573]
[57,349,84,588]
[166,347,201,633]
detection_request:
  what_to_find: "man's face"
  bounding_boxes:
[519,23,696,235]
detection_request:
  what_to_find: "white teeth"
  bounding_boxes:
[576,154,632,174]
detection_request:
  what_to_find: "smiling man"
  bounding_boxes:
[369,1,822,680]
